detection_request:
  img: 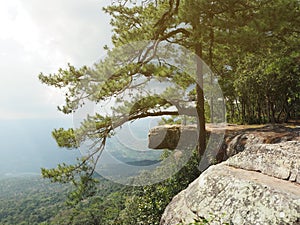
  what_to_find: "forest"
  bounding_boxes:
[7,0,299,224]
[0,175,69,225]
[0,156,200,225]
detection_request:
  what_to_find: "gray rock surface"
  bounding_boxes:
[226,141,300,183]
[161,141,300,225]
[226,133,264,157]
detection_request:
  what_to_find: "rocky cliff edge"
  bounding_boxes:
[160,129,300,225]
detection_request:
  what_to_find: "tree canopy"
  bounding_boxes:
[39,0,300,202]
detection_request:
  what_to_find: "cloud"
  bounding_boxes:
[0,0,112,119]
[22,0,112,65]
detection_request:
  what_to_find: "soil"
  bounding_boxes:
[207,123,300,143]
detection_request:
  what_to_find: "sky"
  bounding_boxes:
[0,0,111,120]
[0,0,113,175]
[0,0,224,179]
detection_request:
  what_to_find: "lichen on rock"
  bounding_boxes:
[160,140,300,225]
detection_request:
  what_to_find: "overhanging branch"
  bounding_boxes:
[160,28,191,41]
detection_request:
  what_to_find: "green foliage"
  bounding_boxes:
[129,95,171,115]
[115,151,201,225]
[42,160,100,205]
[37,0,300,224]
[0,154,201,225]
[0,176,70,225]
[231,49,300,124]
[48,192,126,225]
[158,115,197,125]
[218,0,300,124]
[52,128,78,149]
[39,0,214,201]
[0,175,125,225]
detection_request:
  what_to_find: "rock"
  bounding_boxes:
[226,141,300,183]
[148,124,299,159]
[226,133,264,157]
[148,125,198,150]
[161,141,300,225]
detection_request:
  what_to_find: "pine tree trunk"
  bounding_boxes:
[195,43,206,156]
[209,13,214,124]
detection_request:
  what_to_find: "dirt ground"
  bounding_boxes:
[207,123,300,143]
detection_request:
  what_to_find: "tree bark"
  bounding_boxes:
[209,13,214,123]
[195,42,206,156]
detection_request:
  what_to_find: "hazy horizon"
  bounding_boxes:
[0,118,79,176]
[0,0,113,176]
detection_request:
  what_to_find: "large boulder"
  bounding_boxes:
[161,141,300,225]
[148,125,198,150]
